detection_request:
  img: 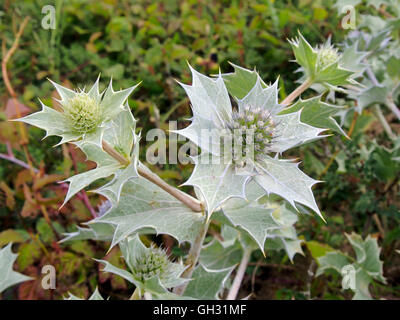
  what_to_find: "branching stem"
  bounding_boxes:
[102,140,203,212]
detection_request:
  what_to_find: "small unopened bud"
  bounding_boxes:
[317,46,339,70]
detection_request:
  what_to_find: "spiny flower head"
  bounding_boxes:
[16,76,139,147]
[225,106,276,167]
[130,244,170,282]
[63,92,101,133]
[316,44,340,70]
[120,235,186,290]
[175,65,326,218]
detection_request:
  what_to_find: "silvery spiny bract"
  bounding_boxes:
[175,65,326,218]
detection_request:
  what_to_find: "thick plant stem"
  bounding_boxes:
[226,248,251,300]
[102,140,130,166]
[281,78,313,106]
[102,140,203,212]
[137,163,203,212]
[129,288,141,300]
[174,219,210,296]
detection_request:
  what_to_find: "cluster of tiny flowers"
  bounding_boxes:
[224,106,275,167]
[316,45,340,70]
[131,245,170,282]
[63,92,101,133]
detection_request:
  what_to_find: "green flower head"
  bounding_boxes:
[16,76,139,147]
[119,235,187,290]
[316,44,340,71]
[64,92,101,133]
[288,31,359,88]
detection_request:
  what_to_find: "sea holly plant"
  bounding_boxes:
[316,233,386,300]
[7,32,373,300]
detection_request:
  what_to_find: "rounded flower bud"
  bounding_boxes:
[131,244,170,282]
[64,93,101,133]
[317,46,339,70]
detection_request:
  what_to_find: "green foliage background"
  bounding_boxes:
[0,0,398,299]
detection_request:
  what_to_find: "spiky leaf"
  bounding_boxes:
[220,181,281,252]
[184,264,234,300]
[254,157,322,219]
[182,154,249,216]
[0,243,32,293]
[200,239,243,269]
[279,96,347,137]
[221,63,267,99]
[94,174,205,248]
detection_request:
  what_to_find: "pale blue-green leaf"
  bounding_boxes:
[271,111,326,153]
[0,243,33,293]
[288,31,318,78]
[200,239,243,269]
[62,163,122,206]
[15,102,72,140]
[184,264,234,300]
[96,259,136,284]
[87,75,102,105]
[94,177,205,248]
[182,154,249,216]
[48,79,76,102]
[265,237,303,262]
[179,65,232,127]
[173,114,224,156]
[103,106,137,158]
[60,222,115,243]
[96,160,138,204]
[254,157,322,219]
[65,287,105,300]
[356,85,388,112]
[100,80,140,121]
[352,269,373,300]
[238,76,282,115]
[340,42,368,75]
[316,61,355,86]
[316,251,352,276]
[220,181,281,252]
[345,233,386,282]
[278,97,347,137]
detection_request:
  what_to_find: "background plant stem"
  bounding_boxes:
[173,219,210,296]
[101,140,203,212]
[226,248,251,300]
